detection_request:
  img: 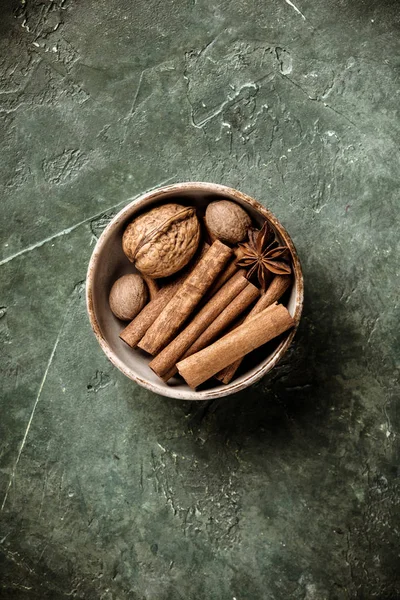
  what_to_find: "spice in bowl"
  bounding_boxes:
[114,199,294,389]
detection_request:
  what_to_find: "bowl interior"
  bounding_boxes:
[87,184,302,400]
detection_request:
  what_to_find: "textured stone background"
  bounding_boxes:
[1,0,399,598]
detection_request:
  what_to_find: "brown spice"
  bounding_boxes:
[138,241,232,355]
[205,200,252,245]
[119,244,209,348]
[203,258,241,300]
[119,280,181,348]
[236,221,291,290]
[109,274,148,321]
[177,303,294,388]
[149,271,249,380]
[142,275,159,301]
[215,274,292,383]
[163,280,260,381]
[122,204,201,278]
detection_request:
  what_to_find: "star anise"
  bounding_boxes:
[236,221,291,290]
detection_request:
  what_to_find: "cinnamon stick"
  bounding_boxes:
[138,241,232,355]
[120,244,209,348]
[203,245,248,301]
[142,275,159,301]
[163,281,260,381]
[202,216,218,244]
[177,303,294,388]
[216,274,291,383]
[204,258,240,300]
[149,272,249,380]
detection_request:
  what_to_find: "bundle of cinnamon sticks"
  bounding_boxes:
[120,238,294,389]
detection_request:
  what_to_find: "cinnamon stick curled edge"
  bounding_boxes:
[142,275,159,301]
[138,240,232,356]
[216,274,291,383]
[149,271,249,380]
[204,258,240,301]
[176,302,294,389]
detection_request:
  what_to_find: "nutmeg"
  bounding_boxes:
[109,274,148,321]
[205,200,252,245]
[122,203,201,278]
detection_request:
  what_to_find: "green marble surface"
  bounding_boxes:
[1,0,399,598]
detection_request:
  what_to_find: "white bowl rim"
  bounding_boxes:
[86,181,304,400]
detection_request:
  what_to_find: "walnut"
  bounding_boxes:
[205,200,252,245]
[122,204,201,278]
[109,274,148,321]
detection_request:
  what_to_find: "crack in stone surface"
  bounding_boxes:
[1,289,78,512]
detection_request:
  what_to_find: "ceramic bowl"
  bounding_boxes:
[86,182,304,400]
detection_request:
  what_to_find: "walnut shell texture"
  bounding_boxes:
[122,203,201,278]
[205,200,252,245]
[109,274,148,321]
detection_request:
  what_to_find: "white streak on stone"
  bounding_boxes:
[1,308,69,512]
[0,175,177,267]
[284,0,306,20]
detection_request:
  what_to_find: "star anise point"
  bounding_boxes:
[235,221,292,290]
